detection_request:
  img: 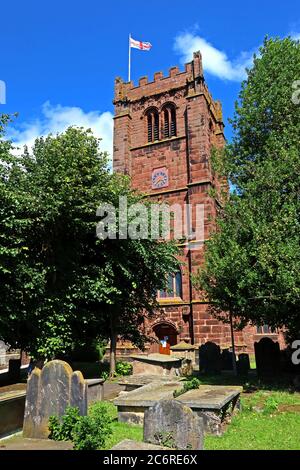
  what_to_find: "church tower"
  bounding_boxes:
[113,52,247,350]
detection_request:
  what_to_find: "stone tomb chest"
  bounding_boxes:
[114,381,242,435]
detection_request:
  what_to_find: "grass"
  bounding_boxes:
[104,421,143,449]
[205,390,300,450]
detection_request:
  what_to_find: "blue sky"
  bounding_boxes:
[1,0,299,157]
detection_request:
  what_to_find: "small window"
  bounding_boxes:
[158,272,182,299]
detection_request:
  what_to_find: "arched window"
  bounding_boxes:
[146,108,159,143]
[162,104,177,139]
[158,271,182,299]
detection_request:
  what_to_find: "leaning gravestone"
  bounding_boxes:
[143,400,204,450]
[254,337,280,376]
[23,360,87,439]
[199,342,221,374]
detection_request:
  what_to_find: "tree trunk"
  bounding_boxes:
[229,313,237,376]
[109,314,117,378]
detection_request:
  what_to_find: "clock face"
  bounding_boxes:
[152,167,169,189]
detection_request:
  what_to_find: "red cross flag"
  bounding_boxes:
[128,34,152,82]
[130,37,152,51]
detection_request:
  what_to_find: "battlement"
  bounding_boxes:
[114,51,203,101]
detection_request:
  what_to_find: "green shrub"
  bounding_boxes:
[49,402,112,450]
[49,406,81,441]
[115,361,132,376]
[173,377,201,398]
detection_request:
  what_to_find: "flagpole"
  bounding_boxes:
[128,33,131,82]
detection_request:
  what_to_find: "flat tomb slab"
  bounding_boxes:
[131,354,182,363]
[114,382,242,434]
[118,375,182,391]
[0,437,73,450]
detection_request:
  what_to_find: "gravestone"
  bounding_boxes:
[221,349,233,370]
[8,358,21,383]
[237,353,250,375]
[143,399,204,450]
[254,338,280,376]
[23,360,87,439]
[199,342,221,374]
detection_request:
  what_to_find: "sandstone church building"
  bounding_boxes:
[113,51,282,353]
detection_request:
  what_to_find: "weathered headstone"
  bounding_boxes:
[254,338,280,376]
[199,342,221,374]
[143,399,204,450]
[237,353,250,375]
[23,360,87,439]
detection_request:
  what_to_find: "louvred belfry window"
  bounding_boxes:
[162,104,177,139]
[146,108,159,142]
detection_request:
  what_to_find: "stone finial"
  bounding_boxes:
[192,51,203,78]
[23,360,87,439]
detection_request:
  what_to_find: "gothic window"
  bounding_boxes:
[162,104,177,139]
[158,271,182,299]
[146,108,159,143]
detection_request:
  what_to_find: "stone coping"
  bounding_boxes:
[114,381,242,410]
[86,378,105,385]
[0,390,26,403]
[131,353,181,364]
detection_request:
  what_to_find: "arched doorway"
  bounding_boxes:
[152,322,178,355]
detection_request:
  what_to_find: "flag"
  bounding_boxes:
[130,37,152,51]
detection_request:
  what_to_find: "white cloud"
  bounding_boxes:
[9,101,113,158]
[290,31,300,40]
[174,32,254,81]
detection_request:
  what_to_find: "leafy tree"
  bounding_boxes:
[0,123,179,374]
[194,37,300,340]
